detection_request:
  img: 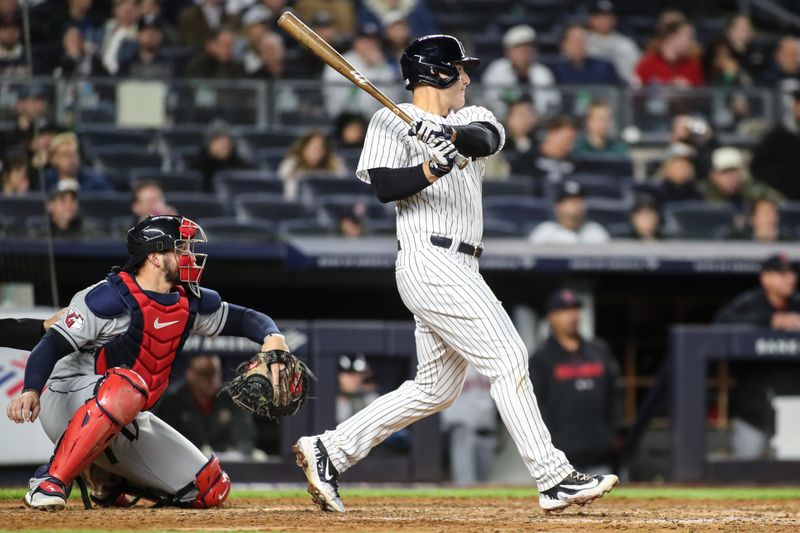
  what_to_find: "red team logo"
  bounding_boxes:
[64,308,84,331]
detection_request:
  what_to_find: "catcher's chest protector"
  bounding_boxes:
[95,272,198,409]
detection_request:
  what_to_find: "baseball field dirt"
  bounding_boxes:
[1,487,799,532]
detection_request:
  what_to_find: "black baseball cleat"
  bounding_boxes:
[538,471,619,513]
[293,436,345,513]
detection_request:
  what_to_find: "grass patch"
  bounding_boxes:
[4,485,800,503]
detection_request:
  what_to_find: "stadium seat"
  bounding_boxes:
[365,218,396,235]
[80,192,131,220]
[240,128,309,151]
[483,218,524,237]
[664,201,736,240]
[483,178,536,197]
[0,195,46,223]
[483,196,552,233]
[161,128,206,152]
[198,217,276,242]
[572,155,634,178]
[546,174,629,200]
[586,199,631,229]
[277,218,335,237]
[297,176,371,205]
[130,169,203,192]
[254,147,289,171]
[317,195,389,223]
[95,146,164,179]
[166,193,228,219]
[234,194,313,223]
[79,128,152,156]
[779,202,800,231]
[214,173,283,204]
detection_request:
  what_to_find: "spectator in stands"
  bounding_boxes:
[635,20,704,86]
[54,25,106,78]
[240,5,270,73]
[130,179,176,221]
[294,11,342,79]
[337,213,365,238]
[278,130,347,200]
[5,85,49,149]
[187,120,253,191]
[502,97,538,176]
[1,145,30,196]
[156,354,258,458]
[381,12,412,63]
[43,132,111,192]
[117,17,173,78]
[296,0,355,38]
[701,147,783,213]
[531,288,621,474]
[669,114,717,180]
[704,14,758,87]
[178,0,240,49]
[758,36,800,88]
[751,89,800,200]
[100,0,139,75]
[551,23,622,86]
[0,13,26,77]
[184,27,246,78]
[248,31,285,79]
[653,147,703,205]
[323,24,400,117]
[139,0,179,45]
[728,197,790,242]
[440,366,497,485]
[529,181,610,244]
[714,254,800,459]
[529,116,577,189]
[358,0,437,38]
[28,120,62,180]
[626,195,662,241]
[335,353,379,423]
[585,0,640,85]
[572,100,628,156]
[334,112,368,149]
[482,25,558,118]
[41,180,102,239]
[44,0,102,46]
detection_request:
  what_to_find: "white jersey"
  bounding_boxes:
[356,103,506,246]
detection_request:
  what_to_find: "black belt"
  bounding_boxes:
[397,235,483,259]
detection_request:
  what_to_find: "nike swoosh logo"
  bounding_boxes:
[560,480,599,491]
[154,317,180,330]
[323,460,334,481]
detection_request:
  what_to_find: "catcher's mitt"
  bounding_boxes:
[222,350,315,419]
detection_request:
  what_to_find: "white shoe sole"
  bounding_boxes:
[540,474,619,514]
[24,492,66,512]
[292,437,345,513]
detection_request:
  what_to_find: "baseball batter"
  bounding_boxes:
[6,215,293,511]
[293,34,618,513]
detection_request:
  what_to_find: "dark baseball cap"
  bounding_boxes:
[761,253,794,273]
[547,288,583,312]
[357,23,382,40]
[311,10,334,27]
[555,180,584,202]
[589,0,615,15]
[138,16,163,31]
[0,13,21,29]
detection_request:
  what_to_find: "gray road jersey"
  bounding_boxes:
[356,103,506,246]
[48,281,229,381]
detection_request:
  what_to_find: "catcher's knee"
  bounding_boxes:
[96,368,149,424]
[189,455,230,509]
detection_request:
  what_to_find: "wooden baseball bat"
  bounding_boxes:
[277,12,469,170]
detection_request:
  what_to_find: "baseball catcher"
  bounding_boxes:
[5,215,312,511]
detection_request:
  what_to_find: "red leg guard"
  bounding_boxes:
[191,455,231,509]
[49,368,149,486]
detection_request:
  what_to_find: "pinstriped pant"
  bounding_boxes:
[319,243,573,491]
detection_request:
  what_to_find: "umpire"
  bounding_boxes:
[530,289,621,474]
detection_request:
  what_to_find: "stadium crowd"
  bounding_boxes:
[1,0,800,242]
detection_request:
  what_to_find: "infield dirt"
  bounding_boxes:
[2,495,799,532]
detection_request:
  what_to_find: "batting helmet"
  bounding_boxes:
[400,34,480,91]
[123,215,207,297]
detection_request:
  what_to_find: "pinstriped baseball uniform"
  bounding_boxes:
[317,102,574,491]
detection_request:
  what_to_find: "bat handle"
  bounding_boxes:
[454,153,469,170]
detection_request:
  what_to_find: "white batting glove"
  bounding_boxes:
[409,119,453,144]
[427,138,458,177]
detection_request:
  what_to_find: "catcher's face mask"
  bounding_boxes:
[175,217,207,297]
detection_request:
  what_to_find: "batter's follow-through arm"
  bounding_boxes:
[277,12,469,170]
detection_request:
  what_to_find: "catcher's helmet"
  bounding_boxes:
[124,215,207,297]
[400,34,480,91]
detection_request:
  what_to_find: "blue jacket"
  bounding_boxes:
[43,167,112,192]
[551,57,622,86]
